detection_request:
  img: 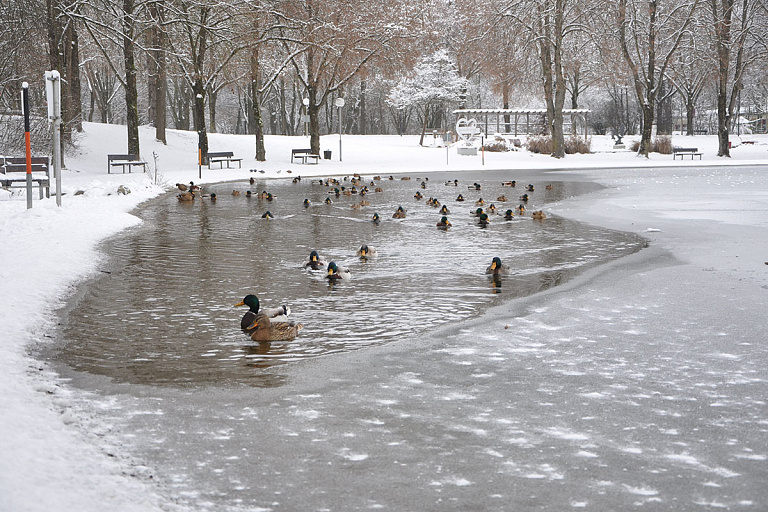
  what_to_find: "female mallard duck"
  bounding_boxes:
[232,190,241,196]
[246,313,303,342]
[235,294,291,331]
[497,195,507,202]
[305,250,326,270]
[357,244,378,259]
[436,216,452,229]
[532,210,547,220]
[176,183,188,191]
[392,206,406,219]
[327,261,351,280]
[485,257,509,275]
[249,177,255,185]
[487,203,497,214]
[475,198,485,206]
[177,190,195,202]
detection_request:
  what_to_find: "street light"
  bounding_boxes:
[335,97,345,161]
[302,97,310,137]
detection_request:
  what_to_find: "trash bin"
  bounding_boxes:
[324,150,332,160]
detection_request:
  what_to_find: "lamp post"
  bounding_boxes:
[302,97,309,137]
[335,97,345,161]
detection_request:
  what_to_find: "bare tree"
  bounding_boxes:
[707,0,764,156]
[612,0,699,156]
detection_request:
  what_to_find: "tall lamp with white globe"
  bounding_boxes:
[335,97,345,161]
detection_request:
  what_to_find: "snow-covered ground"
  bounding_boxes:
[1,123,767,511]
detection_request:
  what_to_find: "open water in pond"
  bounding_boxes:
[52,171,645,387]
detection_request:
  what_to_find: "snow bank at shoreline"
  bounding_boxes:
[1,122,767,511]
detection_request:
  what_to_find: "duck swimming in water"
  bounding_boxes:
[235,294,291,332]
[327,261,351,280]
[372,212,381,225]
[478,212,490,227]
[485,257,509,275]
[246,313,303,342]
[305,250,326,270]
[436,216,452,229]
[392,206,406,219]
[261,210,274,219]
[439,205,450,215]
[357,244,378,259]
[504,209,515,220]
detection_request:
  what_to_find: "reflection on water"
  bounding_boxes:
[51,172,645,387]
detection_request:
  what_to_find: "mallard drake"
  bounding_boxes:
[266,193,274,201]
[478,212,490,227]
[439,205,450,214]
[262,210,274,219]
[177,190,195,202]
[209,193,217,201]
[485,257,509,275]
[473,207,484,217]
[246,190,253,198]
[188,182,200,191]
[502,180,517,187]
[258,190,269,199]
[414,191,423,200]
[392,206,406,219]
[246,313,303,342]
[517,204,526,215]
[532,210,547,220]
[327,261,351,280]
[456,194,465,202]
[357,244,378,258]
[504,209,515,220]
[372,212,381,225]
[305,250,326,270]
[520,193,529,202]
[487,203,497,214]
[469,183,481,190]
[436,216,452,229]
[235,294,291,331]
[303,198,311,207]
[475,198,485,206]
[526,184,535,192]
[421,181,427,189]
[325,197,333,204]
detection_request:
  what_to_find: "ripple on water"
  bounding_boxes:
[51,173,645,387]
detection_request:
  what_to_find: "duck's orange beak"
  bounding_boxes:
[234,300,245,307]
[490,262,497,270]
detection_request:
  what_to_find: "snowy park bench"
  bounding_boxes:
[107,154,147,174]
[672,147,702,160]
[291,148,320,164]
[0,155,51,199]
[207,151,242,169]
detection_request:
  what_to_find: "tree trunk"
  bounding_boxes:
[123,0,140,157]
[208,87,217,133]
[686,97,695,135]
[251,49,266,161]
[148,0,167,144]
[192,79,208,162]
[359,79,367,135]
[419,104,429,146]
[308,85,320,155]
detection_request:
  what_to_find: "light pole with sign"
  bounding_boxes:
[335,97,345,161]
[45,70,62,206]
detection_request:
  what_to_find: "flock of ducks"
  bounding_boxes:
[186,173,553,342]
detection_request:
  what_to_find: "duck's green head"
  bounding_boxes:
[309,250,320,262]
[440,216,449,223]
[359,244,369,257]
[476,207,484,215]
[236,294,260,312]
[327,261,338,276]
[479,213,489,222]
[490,257,502,270]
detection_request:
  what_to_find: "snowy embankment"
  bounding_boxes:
[1,122,767,511]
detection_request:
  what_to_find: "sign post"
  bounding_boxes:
[21,83,32,209]
[335,97,345,162]
[45,71,62,206]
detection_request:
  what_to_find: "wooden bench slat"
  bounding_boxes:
[0,156,51,198]
[207,151,242,169]
[107,154,147,174]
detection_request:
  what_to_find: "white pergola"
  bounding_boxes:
[452,108,590,140]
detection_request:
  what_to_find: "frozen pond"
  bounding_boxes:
[50,171,644,387]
